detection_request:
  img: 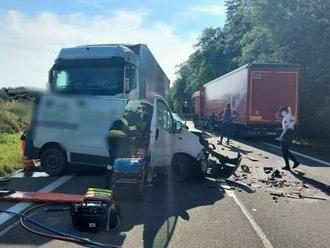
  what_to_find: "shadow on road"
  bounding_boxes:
[223,144,254,156]
[119,176,225,248]
[291,170,330,196]
[235,137,330,168]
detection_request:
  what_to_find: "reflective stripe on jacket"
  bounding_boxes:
[108,130,127,138]
[108,113,137,139]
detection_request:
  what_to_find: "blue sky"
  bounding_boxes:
[0,0,226,88]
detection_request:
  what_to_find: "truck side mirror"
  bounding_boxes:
[175,121,183,134]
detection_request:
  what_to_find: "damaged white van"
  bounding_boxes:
[22,44,241,181]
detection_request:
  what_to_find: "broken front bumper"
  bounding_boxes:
[202,148,242,179]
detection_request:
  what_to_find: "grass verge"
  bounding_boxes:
[0,133,22,177]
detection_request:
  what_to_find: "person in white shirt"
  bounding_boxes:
[276,106,300,170]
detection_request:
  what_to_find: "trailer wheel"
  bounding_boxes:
[171,154,193,182]
[40,145,67,176]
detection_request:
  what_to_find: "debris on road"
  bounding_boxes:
[221,184,234,190]
[241,165,251,173]
[246,156,259,162]
[259,178,287,188]
[298,193,327,201]
[270,192,298,199]
[270,191,328,201]
[302,183,309,189]
[232,162,328,202]
[268,169,286,180]
[263,167,274,174]
[225,179,256,193]
[211,140,328,203]
[233,173,248,181]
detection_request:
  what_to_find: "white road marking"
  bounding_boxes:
[0,169,23,180]
[0,175,74,227]
[222,184,274,248]
[0,212,38,237]
[0,220,20,237]
[261,142,330,166]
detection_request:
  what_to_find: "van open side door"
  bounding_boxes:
[149,97,175,169]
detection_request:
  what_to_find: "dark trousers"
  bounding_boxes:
[221,122,233,142]
[105,137,122,189]
[280,129,299,167]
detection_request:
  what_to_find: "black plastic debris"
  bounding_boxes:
[268,169,286,180]
[241,165,251,173]
[263,167,273,174]
[247,156,259,162]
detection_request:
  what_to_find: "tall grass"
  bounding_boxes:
[0,133,22,176]
[0,100,32,176]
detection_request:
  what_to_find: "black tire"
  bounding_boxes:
[171,154,194,182]
[40,145,67,176]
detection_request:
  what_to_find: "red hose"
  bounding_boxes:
[19,203,122,248]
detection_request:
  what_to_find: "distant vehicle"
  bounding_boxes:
[192,64,299,137]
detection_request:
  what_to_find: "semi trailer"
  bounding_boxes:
[192,63,299,136]
[22,43,241,182]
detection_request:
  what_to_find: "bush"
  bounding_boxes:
[0,101,31,133]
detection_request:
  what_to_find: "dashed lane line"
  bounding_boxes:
[0,175,74,227]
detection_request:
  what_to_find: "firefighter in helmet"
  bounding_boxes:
[105,100,151,187]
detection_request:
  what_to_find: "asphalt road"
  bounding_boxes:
[0,136,329,248]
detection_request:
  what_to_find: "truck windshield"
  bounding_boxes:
[52,66,124,95]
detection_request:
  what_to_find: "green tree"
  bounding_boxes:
[240,0,330,137]
[170,0,330,139]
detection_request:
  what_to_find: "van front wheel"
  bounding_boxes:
[40,146,67,176]
[171,154,193,182]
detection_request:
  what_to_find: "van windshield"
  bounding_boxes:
[52,66,124,95]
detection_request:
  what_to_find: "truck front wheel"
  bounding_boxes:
[40,145,67,176]
[171,154,194,182]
